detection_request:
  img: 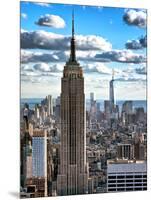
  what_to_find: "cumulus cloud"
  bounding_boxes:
[83,63,112,74]
[21,30,112,51]
[21,49,101,64]
[123,9,147,28]
[33,63,63,73]
[76,35,112,51]
[21,50,66,63]
[135,66,146,74]
[21,50,97,64]
[33,63,50,72]
[126,40,142,50]
[21,67,58,79]
[21,30,68,50]
[115,77,146,82]
[21,49,146,64]
[21,70,38,77]
[139,35,147,48]
[21,65,33,72]
[95,50,146,64]
[125,35,147,50]
[35,14,66,28]
[21,75,45,84]
[21,13,27,19]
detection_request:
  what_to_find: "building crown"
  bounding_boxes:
[67,10,78,65]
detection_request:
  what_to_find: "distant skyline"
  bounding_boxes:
[21,1,147,100]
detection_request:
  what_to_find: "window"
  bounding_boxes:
[126,188,133,191]
[134,175,142,179]
[117,176,125,179]
[134,179,142,183]
[126,179,133,183]
[108,188,116,192]
[126,184,133,187]
[108,180,116,183]
[117,180,125,183]
[126,175,133,179]
[134,188,143,191]
[117,188,125,191]
[108,176,116,179]
[108,184,116,187]
[134,183,142,186]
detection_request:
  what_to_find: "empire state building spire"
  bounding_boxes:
[69,10,77,63]
[72,10,75,39]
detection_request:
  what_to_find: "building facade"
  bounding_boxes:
[32,129,47,197]
[117,144,134,160]
[107,160,147,192]
[47,95,53,116]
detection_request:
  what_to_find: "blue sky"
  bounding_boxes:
[20,1,147,100]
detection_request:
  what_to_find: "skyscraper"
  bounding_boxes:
[57,11,88,195]
[104,100,110,121]
[108,71,119,128]
[109,70,115,114]
[121,101,133,125]
[122,101,133,115]
[47,95,53,116]
[90,92,94,107]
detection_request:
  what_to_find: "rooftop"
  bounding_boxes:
[107,159,147,173]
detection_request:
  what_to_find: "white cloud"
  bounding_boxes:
[95,49,146,64]
[21,49,146,65]
[21,50,66,63]
[125,35,147,50]
[33,63,63,73]
[35,14,66,28]
[21,60,146,100]
[21,13,27,19]
[135,66,146,74]
[33,63,50,72]
[21,70,38,77]
[83,63,112,74]
[21,65,33,72]
[76,35,112,51]
[123,9,147,28]
[33,3,51,7]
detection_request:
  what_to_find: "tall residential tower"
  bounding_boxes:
[57,11,88,195]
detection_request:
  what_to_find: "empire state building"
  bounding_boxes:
[57,12,88,195]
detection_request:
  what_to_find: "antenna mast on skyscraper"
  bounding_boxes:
[72,9,75,39]
[112,69,115,80]
[68,8,77,63]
